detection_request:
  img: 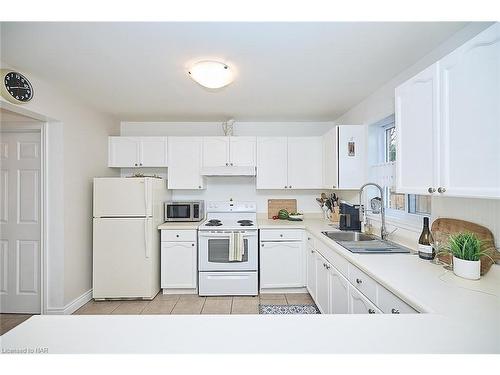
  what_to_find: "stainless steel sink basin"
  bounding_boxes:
[322,231,375,242]
[321,231,411,254]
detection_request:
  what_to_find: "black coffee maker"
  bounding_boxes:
[339,202,361,231]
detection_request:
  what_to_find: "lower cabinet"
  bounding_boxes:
[160,231,198,291]
[330,267,349,314]
[260,240,304,289]
[306,244,317,299]
[315,253,330,313]
[349,285,381,314]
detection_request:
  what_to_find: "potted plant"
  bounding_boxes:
[447,232,492,280]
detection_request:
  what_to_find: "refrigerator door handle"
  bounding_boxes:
[144,218,150,259]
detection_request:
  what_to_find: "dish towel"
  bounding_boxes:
[229,232,245,262]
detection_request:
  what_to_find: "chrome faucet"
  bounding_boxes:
[359,182,388,240]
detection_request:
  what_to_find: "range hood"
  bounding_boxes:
[201,166,256,176]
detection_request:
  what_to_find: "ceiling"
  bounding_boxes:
[1,22,468,121]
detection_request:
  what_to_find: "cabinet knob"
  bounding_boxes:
[280,234,283,237]
[198,186,202,189]
[356,278,362,284]
[176,234,179,238]
[261,244,264,247]
[326,265,330,270]
[310,250,314,254]
[226,163,229,166]
[437,187,446,193]
[428,187,436,193]
[140,163,143,166]
[191,243,195,247]
[391,308,400,314]
[134,163,138,166]
[368,309,376,314]
[284,186,287,188]
[289,185,292,188]
[230,163,233,166]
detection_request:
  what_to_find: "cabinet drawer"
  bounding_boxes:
[316,239,349,276]
[260,229,303,241]
[161,230,197,242]
[377,286,418,314]
[306,232,315,248]
[348,264,378,304]
[349,285,381,314]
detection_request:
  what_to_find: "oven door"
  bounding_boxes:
[198,231,258,271]
[165,203,193,221]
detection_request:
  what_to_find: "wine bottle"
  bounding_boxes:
[418,217,434,260]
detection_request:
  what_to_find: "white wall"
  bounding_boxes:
[0,61,120,309]
[333,22,500,249]
[120,121,359,214]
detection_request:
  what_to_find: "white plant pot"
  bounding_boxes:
[453,256,480,280]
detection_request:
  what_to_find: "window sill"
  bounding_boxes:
[366,212,422,233]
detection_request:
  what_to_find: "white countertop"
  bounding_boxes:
[2,218,499,353]
[157,221,201,230]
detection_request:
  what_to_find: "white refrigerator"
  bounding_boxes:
[92,177,170,300]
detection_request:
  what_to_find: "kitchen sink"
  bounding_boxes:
[321,231,411,254]
[322,231,375,242]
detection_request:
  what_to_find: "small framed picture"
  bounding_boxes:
[348,141,355,156]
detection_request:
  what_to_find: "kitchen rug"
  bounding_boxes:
[259,304,320,314]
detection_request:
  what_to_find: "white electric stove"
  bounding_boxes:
[198,201,258,296]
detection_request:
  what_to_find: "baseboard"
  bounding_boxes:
[45,289,93,315]
[260,287,307,294]
[162,288,198,295]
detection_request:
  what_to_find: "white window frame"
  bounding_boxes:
[367,115,430,232]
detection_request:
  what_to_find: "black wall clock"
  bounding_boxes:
[1,69,34,104]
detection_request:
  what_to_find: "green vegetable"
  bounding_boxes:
[447,232,492,261]
[278,209,289,220]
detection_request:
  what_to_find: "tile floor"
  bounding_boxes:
[73,293,315,315]
[0,314,34,335]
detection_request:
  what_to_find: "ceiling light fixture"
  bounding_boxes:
[188,60,234,89]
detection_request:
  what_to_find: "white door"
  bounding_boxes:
[93,177,152,217]
[322,128,338,189]
[349,285,380,314]
[395,63,440,195]
[140,137,168,167]
[287,137,323,189]
[93,217,156,299]
[161,241,197,289]
[108,137,140,167]
[167,137,204,190]
[202,137,229,167]
[306,246,317,299]
[439,23,500,199]
[230,136,256,167]
[330,267,349,314]
[315,254,330,314]
[260,241,303,288]
[337,125,366,189]
[256,137,288,189]
[0,131,41,313]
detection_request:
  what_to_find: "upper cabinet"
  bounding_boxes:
[395,64,440,195]
[256,137,323,189]
[108,136,168,167]
[167,137,205,190]
[322,125,366,190]
[396,24,500,199]
[202,136,256,167]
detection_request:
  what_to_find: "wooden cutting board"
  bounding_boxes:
[267,199,297,219]
[431,218,498,275]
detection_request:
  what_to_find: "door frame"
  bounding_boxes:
[1,101,50,314]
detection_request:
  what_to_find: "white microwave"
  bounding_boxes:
[164,201,204,222]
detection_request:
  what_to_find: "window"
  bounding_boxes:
[369,116,431,220]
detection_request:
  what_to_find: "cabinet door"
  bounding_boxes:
[349,285,381,314]
[230,136,256,167]
[260,241,304,288]
[315,254,330,314]
[306,245,317,300]
[395,64,440,195]
[439,24,500,199]
[108,137,140,167]
[337,125,366,189]
[287,137,323,189]
[322,128,338,189]
[202,137,229,167]
[161,241,197,289]
[140,137,168,167]
[167,137,204,189]
[256,137,288,189]
[330,267,349,314]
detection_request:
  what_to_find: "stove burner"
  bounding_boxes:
[208,219,221,223]
[240,222,253,226]
[205,222,223,226]
[237,220,253,224]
